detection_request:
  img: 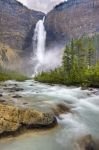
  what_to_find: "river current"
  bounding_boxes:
[0,80,99,150]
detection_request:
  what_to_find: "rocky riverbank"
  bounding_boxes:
[0,103,57,138]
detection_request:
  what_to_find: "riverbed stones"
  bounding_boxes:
[12,95,22,98]
[51,103,71,117]
[0,99,6,103]
[0,103,57,137]
[23,102,28,105]
[0,94,3,97]
[3,87,24,92]
[74,134,95,150]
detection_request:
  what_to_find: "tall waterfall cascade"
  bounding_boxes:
[33,17,46,74]
[32,16,62,76]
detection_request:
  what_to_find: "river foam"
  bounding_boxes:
[0,80,99,150]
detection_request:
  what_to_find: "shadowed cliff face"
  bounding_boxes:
[0,0,44,57]
[45,0,99,48]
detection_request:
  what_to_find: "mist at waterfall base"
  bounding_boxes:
[31,18,63,75]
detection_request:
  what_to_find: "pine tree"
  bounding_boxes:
[70,39,75,69]
[62,45,71,75]
[87,38,95,68]
[74,38,87,70]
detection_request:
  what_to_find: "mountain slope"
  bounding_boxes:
[0,0,44,57]
[45,0,99,47]
[0,42,21,69]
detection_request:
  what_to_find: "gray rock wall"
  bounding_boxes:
[0,0,44,56]
[45,0,99,48]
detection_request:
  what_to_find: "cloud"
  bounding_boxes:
[17,0,64,13]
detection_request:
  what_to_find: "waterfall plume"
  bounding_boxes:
[32,16,63,76]
[33,17,46,74]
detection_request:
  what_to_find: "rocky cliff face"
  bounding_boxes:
[0,0,44,57]
[45,0,99,47]
[0,42,21,69]
[0,103,57,137]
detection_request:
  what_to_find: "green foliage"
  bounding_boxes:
[35,35,99,87]
[0,69,29,81]
[35,68,65,84]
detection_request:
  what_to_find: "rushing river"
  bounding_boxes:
[0,80,99,150]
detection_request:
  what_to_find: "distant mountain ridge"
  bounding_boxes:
[45,0,99,47]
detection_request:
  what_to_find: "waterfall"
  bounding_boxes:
[33,17,46,74]
[32,16,62,76]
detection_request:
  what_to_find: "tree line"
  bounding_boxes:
[35,35,99,87]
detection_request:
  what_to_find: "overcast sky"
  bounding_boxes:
[17,0,65,13]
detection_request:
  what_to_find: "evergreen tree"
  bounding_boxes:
[35,35,99,87]
[62,45,71,75]
[87,38,95,68]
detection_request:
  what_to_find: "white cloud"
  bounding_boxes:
[17,0,64,13]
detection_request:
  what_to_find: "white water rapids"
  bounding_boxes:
[0,80,99,150]
[33,17,46,74]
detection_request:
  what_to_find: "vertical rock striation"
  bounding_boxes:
[0,0,44,56]
[45,0,99,48]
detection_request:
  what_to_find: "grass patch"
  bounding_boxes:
[0,70,29,81]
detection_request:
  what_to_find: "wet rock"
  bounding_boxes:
[0,94,3,97]
[4,87,24,92]
[4,84,18,87]
[74,135,96,150]
[11,87,24,92]
[51,103,71,117]
[0,99,5,103]
[89,88,94,91]
[30,84,33,86]
[88,89,98,95]
[0,103,57,138]
[81,86,88,90]
[13,84,18,87]
[12,95,22,98]
[23,103,28,105]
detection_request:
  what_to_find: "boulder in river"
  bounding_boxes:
[12,95,22,98]
[0,94,3,97]
[51,103,71,117]
[0,103,57,138]
[74,134,96,150]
